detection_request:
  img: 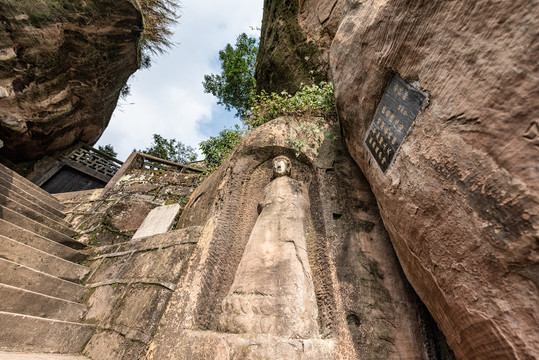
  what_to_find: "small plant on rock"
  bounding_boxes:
[245,81,335,128]
[243,81,337,157]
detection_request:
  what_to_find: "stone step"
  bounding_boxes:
[0,183,66,223]
[0,284,87,322]
[0,258,87,302]
[0,195,74,235]
[0,163,65,212]
[0,207,84,250]
[0,220,85,261]
[0,312,95,354]
[0,235,89,282]
[0,351,90,359]
[0,176,65,219]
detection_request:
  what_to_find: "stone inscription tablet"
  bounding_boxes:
[365,75,426,172]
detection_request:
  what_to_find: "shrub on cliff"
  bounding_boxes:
[245,81,335,128]
[139,0,180,56]
[197,81,335,171]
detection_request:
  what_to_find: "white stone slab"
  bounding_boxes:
[132,203,181,240]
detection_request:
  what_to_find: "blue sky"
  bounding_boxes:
[96,0,263,161]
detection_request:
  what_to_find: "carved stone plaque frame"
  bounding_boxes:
[365,75,426,172]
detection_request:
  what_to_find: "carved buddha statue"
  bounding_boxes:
[217,155,319,338]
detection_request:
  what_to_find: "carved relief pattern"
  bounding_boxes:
[217,156,320,339]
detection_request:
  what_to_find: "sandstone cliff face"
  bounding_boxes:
[145,117,448,359]
[255,0,345,93]
[0,0,142,161]
[329,1,539,359]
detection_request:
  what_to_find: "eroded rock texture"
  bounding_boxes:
[330,1,539,359]
[145,117,444,359]
[0,0,142,161]
[255,0,345,93]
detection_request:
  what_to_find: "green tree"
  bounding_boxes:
[141,134,197,163]
[97,144,118,158]
[202,33,258,118]
[199,125,245,170]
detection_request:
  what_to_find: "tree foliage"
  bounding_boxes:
[199,33,336,171]
[97,144,118,158]
[202,33,258,118]
[199,125,245,170]
[140,134,197,163]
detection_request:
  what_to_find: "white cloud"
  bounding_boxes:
[96,0,263,161]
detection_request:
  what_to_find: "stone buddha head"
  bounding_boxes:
[273,156,291,178]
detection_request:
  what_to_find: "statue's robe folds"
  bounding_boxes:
[218,176,319,338]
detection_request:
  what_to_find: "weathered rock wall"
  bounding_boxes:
[255,0,345,93]
[58,167,200,247]
[0,0,142,161]
[298,0,344,61]
[144,117,448,359]
[330,1,539,359]
[54,166,202,359]
[81,229,199,360]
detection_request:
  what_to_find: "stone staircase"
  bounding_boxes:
[0,163,94,358]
